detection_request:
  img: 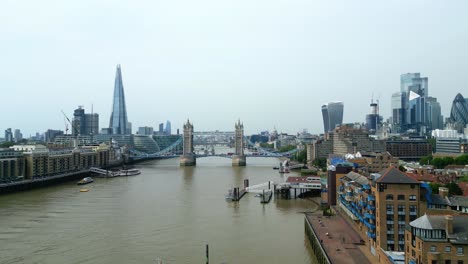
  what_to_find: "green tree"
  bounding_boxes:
[419,155,433,165]
[278,145,296,153]
[312,158,327,170]
[0,142,14,148]
[459,175,468,182]
[455,154,468,165]
[294,149,307,163]
[444,182,463,196]
[428,137,436,152]
[430,183,442,194]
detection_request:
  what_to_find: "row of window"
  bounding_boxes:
[385,194,417,201]
[430,245,464,255]
[386,204,417,212]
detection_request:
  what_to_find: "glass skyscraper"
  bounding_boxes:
[449,93,468,133]
[109,64,130,135]
[321,102,344,133]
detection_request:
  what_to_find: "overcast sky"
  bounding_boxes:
[1,0,467,136]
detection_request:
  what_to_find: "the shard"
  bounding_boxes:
[109,64,129,134]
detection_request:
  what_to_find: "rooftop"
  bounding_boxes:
[376,167,419,184]
[410,214,468,244]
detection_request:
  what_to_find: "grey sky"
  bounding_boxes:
[1,0,467,136]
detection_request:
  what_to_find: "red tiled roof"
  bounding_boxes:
[405,173,437,183]
[377,167,419,184]
[458,182,468,196]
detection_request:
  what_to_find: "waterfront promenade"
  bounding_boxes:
[305,212,372,264]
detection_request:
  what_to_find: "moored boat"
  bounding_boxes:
[77,177,94,185]
[118,168,141,176]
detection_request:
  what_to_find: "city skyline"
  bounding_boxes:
[1,1,468,135]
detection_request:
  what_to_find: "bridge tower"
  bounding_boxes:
[232,120,246,166]
[180,119,196,166]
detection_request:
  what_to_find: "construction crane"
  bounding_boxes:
[63,116,69,135]
[61,110,79,136]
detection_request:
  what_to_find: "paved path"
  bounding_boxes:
[306,212,372,264]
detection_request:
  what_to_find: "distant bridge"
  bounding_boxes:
[128,122,299,163]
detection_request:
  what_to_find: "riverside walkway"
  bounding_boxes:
[305,212,371,264]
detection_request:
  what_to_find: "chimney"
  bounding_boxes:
[446,215,454,235]
[439,187,449,198]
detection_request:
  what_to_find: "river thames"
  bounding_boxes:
[0,157,317,264]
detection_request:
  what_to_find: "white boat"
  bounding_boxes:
[118,168,141,176]
[77,177,94,185]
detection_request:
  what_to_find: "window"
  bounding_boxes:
[432,261,437,264]
[445,246,451,253]
[458,260,464,264]
[430,245,437,252]
[445,260,451,264]
[398,215,406,222]
[386,194,394,200]
[409,195,416,201]
[398,194,405,200]
[457,247,464,255]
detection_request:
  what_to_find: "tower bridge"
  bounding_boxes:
[128,120,298,164]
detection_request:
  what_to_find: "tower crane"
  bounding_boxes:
[61,110,79,136]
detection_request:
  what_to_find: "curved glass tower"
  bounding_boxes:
[109,64,129,135]
[449,93,468,132]
[322,102,344,133]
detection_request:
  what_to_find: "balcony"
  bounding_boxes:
[367,195,375,201]
[367,231,376,239]
[364,212,376,220]
[367,204,376,211]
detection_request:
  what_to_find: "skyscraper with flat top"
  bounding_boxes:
[109,64,129,135]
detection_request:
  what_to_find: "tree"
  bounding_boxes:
[0,142,14,148]
[445,182,463,196]
[428,138,436,153]
[430,183,442,194]
[312,158,327,170]
[419,155,433,166]
[455,154,468,165]
[294,149,307,163]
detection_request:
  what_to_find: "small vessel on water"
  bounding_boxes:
[118,168,141,176]
[77,177,94,185]
[279,167,290,173]
[80,189,89,192]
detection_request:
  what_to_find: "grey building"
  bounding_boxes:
[109,64,130,135]
[4,128,13,142]
[159,123,164,133]
[14,129,23,142]
[72,106,99,136]
[138,126,154,136]
[165,120,172,135]
[44,129,64,143]
[391,92,406,133]
[321,102,344,133]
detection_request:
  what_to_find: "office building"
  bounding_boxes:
[165,120,172,135]
[386,140,432,160]
[321,102,344,133]
[392,73,440,134]
[332,125,386,156]
[109,64,130,135]
[14,129,23,142]
[449,93,468,133]
[138,126,154,136]
[44,129,64,143]
[4,128,13,142]
[391,92,407,133]
[72,106,99,136]
[159,123,164,133]
[365,101,383,133]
